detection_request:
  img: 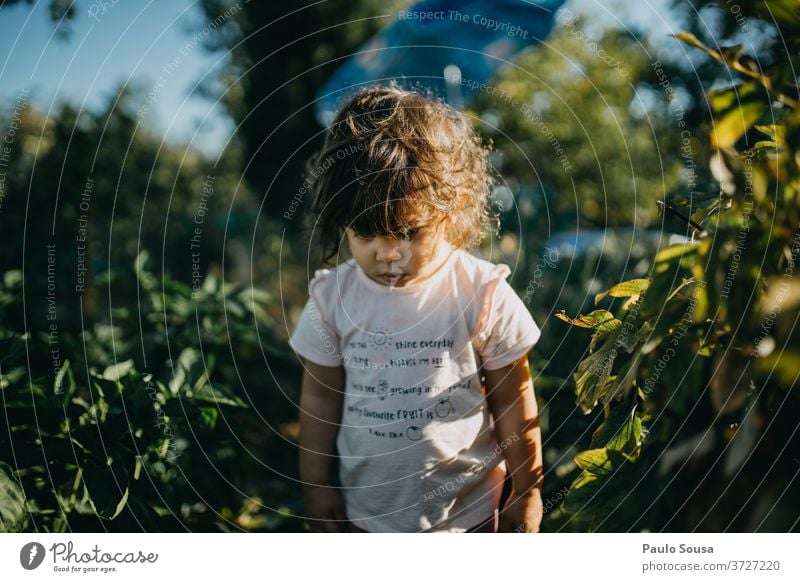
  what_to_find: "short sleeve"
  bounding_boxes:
[477,274,541,371]
[288,272,342,367]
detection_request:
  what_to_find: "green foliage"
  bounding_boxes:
[557,3,800,531]
[0,251,300,532]
[0,462,27,532]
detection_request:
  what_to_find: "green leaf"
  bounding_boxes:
[102,359,134,382]
[191,382,247,408]
[594,279,651,304]
[574,448,630,476]
[591,405,642,453]
[708,82,766,148]
[54,359,76,400]
[226,300,246,318]
[199,407,219,429]
[592,318,622,344]
[169,348,203,394]
[668,188,723,207]
[0,365,26,391]
[754,124,784,143]
[240,287,272,305]
[3,270,23,289]
[753,140,778,151]
[690,199,722,226]
[653,239,707,268]
[134,250,150,277]
[555,310,619,331]
[133,250,157,291]
[574,342,617,413]
[655,243,692,263]
[82,462,129,520]
[563,471,603,514]
[697,342,714,357]
[202,272,219,295]
[0,462,27,532]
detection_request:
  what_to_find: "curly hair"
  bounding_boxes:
[307,85,497,265]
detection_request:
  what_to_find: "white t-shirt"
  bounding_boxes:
[289,246,541,532]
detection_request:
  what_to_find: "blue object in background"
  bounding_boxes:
[315,0,567,125]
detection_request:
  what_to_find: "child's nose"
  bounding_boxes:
[375,238,404,263]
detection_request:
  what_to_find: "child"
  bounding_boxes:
[288,86,543,533]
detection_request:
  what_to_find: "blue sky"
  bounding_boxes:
[0,0,234,157]
[0,0,680,158]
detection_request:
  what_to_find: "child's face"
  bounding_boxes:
[345,220,450,288]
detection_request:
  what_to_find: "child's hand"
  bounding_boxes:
[303,485,349,532]
[498,488,543,533]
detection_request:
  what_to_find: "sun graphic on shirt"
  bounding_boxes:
[367,327,394,351]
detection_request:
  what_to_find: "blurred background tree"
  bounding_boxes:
[194,0,402,224]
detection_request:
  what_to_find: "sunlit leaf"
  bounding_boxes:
[574,448,630,476]
[0,463,26,532]
[555,309,618,330]
[574,342,617,413]
[674,32,708,53]
[708,83,766,149]
[592,319,623,346]
[192,383,247,408]
[754,124,785,143]
[82,463,129,520]
[591,405,642,454]
[102,359,133,382]
[595,278,651,304]
[690,199,722,226]
[563,471,603,514]
[54,358,72,395]
[169,348,204,394]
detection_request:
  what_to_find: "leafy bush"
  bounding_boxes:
[0,251,302,532]
[556,3,800,532]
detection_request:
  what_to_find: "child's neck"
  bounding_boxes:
[405,240,455,287]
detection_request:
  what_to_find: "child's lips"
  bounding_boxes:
[380,273,405,285]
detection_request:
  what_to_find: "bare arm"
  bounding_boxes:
[484,355,544,532]
[298,359,347,531]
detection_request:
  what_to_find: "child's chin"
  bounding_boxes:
[377,274,409,286]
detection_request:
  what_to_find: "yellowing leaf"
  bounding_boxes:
[555,309,617,329]
[674,32,708,52]
[709,83,766,149]
[595,278,651,304]
[754,124,785,143]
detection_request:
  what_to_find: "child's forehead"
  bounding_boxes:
[350,213,445,236]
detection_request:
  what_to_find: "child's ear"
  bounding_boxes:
[340,229,355,256]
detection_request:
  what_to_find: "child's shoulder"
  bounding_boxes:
[305,259,362,306]
[308,258,358,287]
[451,249,512,289]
